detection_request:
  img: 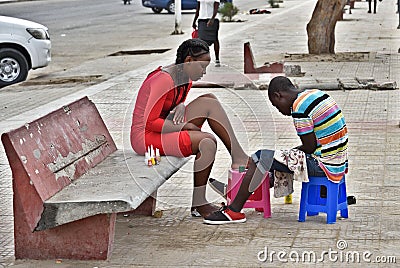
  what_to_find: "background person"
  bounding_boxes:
[367,0,383,14]
[192,0,221,67]
[130,39,249,218]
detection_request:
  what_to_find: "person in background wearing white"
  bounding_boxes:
[192,0,221,67]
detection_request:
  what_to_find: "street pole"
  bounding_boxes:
[172,0,183,34]
[397,0,400,29]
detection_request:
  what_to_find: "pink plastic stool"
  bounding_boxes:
[227,169,271,218]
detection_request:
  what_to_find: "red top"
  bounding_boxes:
[130,67,192,155]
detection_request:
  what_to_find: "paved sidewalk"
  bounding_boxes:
[1,0,400,267]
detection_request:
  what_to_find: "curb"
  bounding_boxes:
[0,0,36,4]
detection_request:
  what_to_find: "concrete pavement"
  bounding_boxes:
[1,0,400,267]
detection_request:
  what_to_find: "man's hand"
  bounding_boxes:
[192,22,197,29]
[207,18,214,27]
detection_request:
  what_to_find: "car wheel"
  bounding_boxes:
[152,7,163,13]
[167,1,175,14]
[0,48,29,88]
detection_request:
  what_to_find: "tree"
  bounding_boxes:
[307,0,346,54]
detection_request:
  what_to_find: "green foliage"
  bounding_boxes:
[218,2,239,22]
[268,0,280,8]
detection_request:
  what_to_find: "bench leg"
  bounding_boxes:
[123,191,157,216]
[14,192,116,260]
[11,160,117,260]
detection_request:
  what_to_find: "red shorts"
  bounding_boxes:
[145,130,193,157]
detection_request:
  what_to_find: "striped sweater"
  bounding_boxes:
[292,89,348,182]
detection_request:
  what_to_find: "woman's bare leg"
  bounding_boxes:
[186,93,249,169]
[188,131,219,216]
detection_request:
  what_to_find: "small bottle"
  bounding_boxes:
[150,145,156,165]
[145,151,152,166]
[155,148,161,163]
[284,194,293,204]
[146,146,152,166]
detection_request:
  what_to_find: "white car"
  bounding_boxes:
[0,16,51,87]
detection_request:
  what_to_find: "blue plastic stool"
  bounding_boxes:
[298,175,348,224]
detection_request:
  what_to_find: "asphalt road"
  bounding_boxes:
[0,0,264,76]
[0,0,266,121]
[1,0,195,73]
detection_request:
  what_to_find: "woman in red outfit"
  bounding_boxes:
[131,39,248,217]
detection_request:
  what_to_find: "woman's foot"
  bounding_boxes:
[231,156,251,171]
[191,203,220,217]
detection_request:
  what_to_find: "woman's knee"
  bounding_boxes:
[192,133,217,165]
[190,132,217,154]
[200,133,217,146]
[198,133,217,152]
[199,93,218,101]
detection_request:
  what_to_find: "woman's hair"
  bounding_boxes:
[169,39,209,108]
[175,39,210,64]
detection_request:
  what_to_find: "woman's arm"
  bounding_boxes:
[212,1,219,20]
[192,2,200,29]
[144,75,174,133]
[162,103,201,133]
[162,120,201,133]
[207,1,220,26]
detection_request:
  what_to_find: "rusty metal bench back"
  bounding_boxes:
[1,96,117,232]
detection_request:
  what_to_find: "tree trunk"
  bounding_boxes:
[307,0,346,54]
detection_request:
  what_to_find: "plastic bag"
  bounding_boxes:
[192,28,198,39]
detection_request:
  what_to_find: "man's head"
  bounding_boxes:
[268,76,300,116]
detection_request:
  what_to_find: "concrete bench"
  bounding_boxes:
[1,96,188,260]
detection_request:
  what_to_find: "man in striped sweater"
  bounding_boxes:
[204,76,349,225]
